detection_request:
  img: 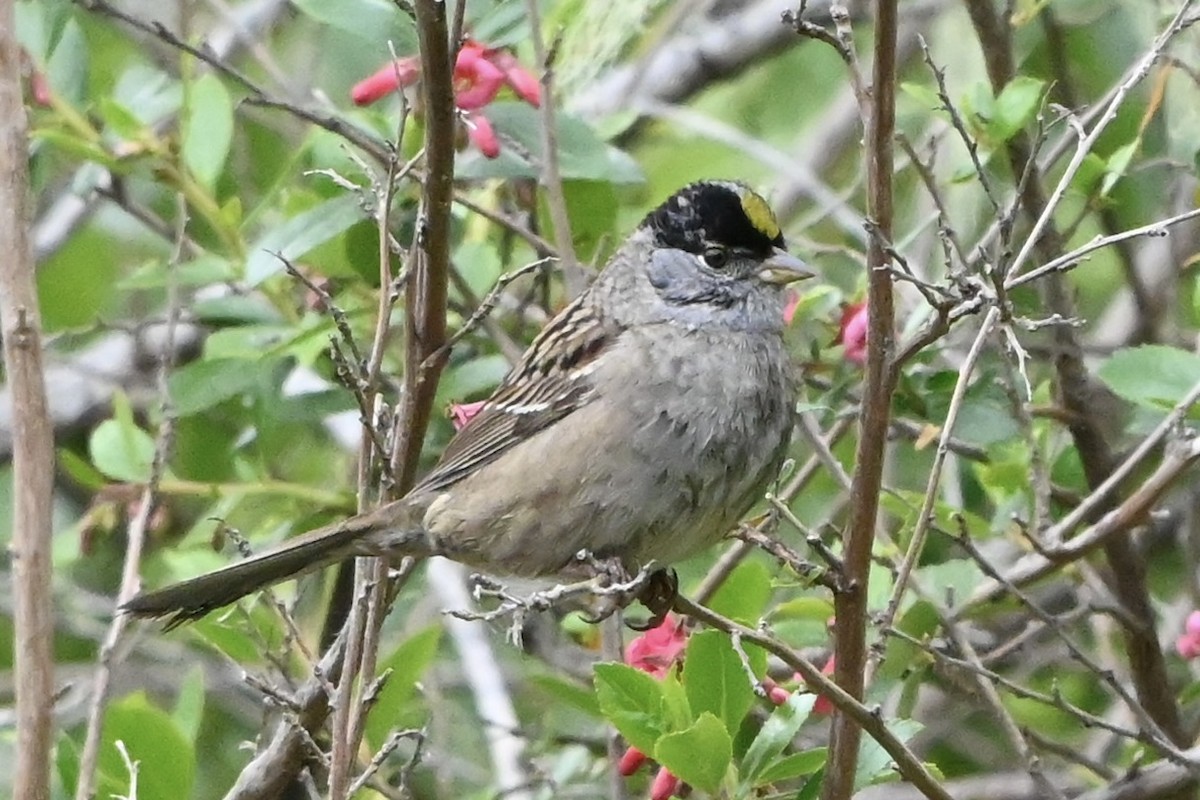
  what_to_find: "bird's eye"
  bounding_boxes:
[702,247,728,269]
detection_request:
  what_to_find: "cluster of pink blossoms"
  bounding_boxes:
[351,39,540,158]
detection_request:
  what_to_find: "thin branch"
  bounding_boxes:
[523,0,585,297]
[75,194,185,800]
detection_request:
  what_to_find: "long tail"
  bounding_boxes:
[122,501,429,629]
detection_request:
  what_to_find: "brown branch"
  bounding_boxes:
[824,1,898,797]
[389,0,454,488]
[675,596,954,800]
[1,1,56,795]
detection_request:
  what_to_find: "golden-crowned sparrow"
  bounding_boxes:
[124,180,812,627]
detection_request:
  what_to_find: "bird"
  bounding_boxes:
[123,180,813,628]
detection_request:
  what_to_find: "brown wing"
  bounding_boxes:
[415,295,616,492]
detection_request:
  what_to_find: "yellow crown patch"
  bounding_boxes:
[738,190,782,241]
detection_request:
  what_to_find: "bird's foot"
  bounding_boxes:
[571,553,676,630]
[625,569,679,632]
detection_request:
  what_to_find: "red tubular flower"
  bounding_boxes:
[485,48,541,106]
[464,112,501,159]
[618,747,648,776]
[650,767,681,800]
[350,57,421,106]
[835,301,868,364]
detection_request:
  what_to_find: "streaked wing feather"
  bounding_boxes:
[416,297,614,492]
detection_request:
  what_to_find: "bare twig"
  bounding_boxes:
[524,0,585,297]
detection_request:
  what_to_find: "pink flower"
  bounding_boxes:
[1177,611,1200,659]
[452,43,507,109]
[650,767,682,800]
[617,747,647,776]
[351,59,422,106]
[350,39,540,158]
[835,302,868,364]
[624,615,688,678]
[464,112,500,159]
[485,49,541,106]
[449,400,486,431]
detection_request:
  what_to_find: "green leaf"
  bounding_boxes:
[183,73,234,188]
[653,712,732,793]
[1100,138,1140,197]
[660,669,693,731]
[593,662,668,753]
[741,693,817,784]
[172,667,206,743]
[88,396,156,482]
[245,194,367,284]
[30,128,118,167]
[169,357,280,416]
[529,674,602,718]
[96,96,147,140]
[988,76,1045,142]
[682,630,756,731]
[877,599,939,682]
[291,0,416,51]
[707,560,773,623]
[365,625,443,749]
[770,596,835,624]
[1097,345,1200,410]
[855,718,922,790]
[192,294,283,324]
[899,81,941,111]
[754,747,827,784]
[99,693,196,800]
[118,254,236,289]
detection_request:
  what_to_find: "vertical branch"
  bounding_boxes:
[523,0,586,297]
[329,2,456,794]
[823,1,898,798]
[391,0,455,488]
[0,2,55,798]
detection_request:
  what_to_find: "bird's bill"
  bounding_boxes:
[758,248,814,285]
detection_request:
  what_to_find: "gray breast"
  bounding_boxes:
[596,323,795,565]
